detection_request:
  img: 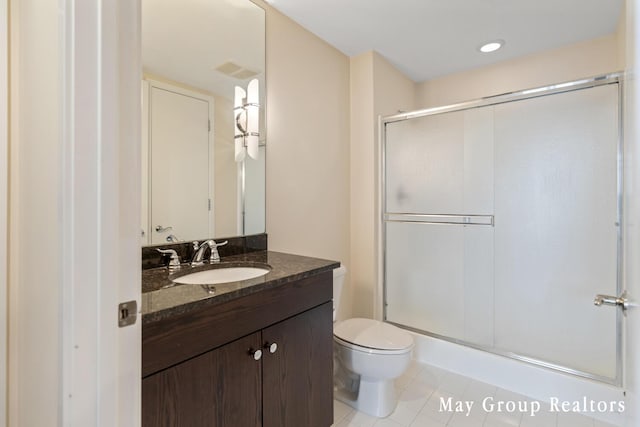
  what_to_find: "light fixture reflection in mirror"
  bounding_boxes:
[234,78,261,162]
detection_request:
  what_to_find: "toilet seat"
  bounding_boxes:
[334,318,413,355]
[334,335,412,355]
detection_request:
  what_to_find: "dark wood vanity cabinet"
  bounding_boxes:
[142,271,334,427]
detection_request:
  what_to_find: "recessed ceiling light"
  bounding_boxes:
[479,40,505,53]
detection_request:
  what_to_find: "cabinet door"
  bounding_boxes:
[262,302,333,427]
[142,332,262,427]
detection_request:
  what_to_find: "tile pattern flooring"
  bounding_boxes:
[332,361,621,427]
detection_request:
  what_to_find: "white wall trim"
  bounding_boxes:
[60,0,141,425]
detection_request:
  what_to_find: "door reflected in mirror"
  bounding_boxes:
[141,0,266,245]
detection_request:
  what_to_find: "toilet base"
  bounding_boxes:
[335,377,397,418]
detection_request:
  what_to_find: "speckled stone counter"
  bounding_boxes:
[142,250,339,325]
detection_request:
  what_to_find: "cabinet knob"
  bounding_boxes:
[249,348,262,361]
[265,342,278,354]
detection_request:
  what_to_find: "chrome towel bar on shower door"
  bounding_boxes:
[384,213,494,226]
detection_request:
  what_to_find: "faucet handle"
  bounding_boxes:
[208,240,228,263]
[156,248,181,272]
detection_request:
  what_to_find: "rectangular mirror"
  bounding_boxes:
[141,0,266,245]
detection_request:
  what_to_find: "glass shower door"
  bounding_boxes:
[492,85,619,380]
[383,81,621,383]
[385,107,496,347]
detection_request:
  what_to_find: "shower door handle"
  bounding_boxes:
[594,291,628,312]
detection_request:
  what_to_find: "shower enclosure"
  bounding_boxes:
[381,74,623,385]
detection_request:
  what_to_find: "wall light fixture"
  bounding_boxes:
[234,78,260,161]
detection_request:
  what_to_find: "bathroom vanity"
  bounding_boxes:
[141,247,338,427]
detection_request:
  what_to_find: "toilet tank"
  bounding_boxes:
[333,265,347,321]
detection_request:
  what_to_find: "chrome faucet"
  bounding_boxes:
[191,240,213,266]
[191,239,228,266]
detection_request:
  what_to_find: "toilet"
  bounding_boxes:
[332,265,414,418]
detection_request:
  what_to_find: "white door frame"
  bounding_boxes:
[60,0,141,426]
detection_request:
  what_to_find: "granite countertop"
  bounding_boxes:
[142,250,339,325]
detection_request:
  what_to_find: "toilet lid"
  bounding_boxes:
[334,318,413,351]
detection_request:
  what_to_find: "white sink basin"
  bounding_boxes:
[172,267,270,285]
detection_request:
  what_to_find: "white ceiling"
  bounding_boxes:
[142,0,265,100]
[264,0,624,82]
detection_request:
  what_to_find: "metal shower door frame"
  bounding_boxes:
[379,73,624,386]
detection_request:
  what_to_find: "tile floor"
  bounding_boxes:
[332,361,621,427]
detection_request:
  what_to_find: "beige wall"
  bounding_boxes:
[9,0,61,425]
[417,34,623,109]
[349,52,375,320]
[372,53,417,117]
[256,1,352,299]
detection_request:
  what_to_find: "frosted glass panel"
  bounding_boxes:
[386,111,465,213]
[463,108,494,214]
[493,85,619,379]
[385,222,494,346]
[386,108,494,215]
[386,222,464,340]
